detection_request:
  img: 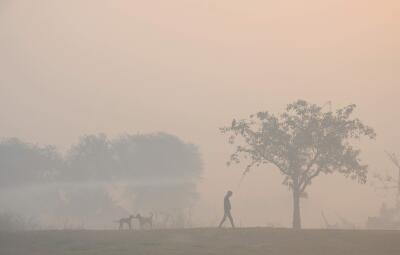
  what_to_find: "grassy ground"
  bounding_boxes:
[1,228,400,255]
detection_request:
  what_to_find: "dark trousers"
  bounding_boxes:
[219,211,235,228]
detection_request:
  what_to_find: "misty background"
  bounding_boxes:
[0,0,399,229]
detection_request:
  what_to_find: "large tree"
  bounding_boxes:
[221,100,376,229]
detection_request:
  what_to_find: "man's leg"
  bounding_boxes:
[218,214,227,228]
[227,212,235,228]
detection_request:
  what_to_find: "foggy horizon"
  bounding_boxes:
[1,0,399,232]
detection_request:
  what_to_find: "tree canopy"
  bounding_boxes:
[221,100,376,229]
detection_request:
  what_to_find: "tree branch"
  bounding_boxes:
[299,150,320,189]
[300,167,323,192]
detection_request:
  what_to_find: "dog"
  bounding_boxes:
[135,213,153,229]
[116,215,134,230]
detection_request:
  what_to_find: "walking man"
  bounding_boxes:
[218,190,235,228]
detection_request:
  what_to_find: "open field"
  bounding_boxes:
[1,228,400,255]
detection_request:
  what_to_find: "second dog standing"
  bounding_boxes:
[135,213,153,229]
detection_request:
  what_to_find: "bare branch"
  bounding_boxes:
[386,150,400,169]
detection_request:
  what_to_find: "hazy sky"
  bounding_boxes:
[1,0,399,228]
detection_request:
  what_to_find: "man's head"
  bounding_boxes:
[227,190,233,197]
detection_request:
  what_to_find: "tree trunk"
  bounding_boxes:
[292,181,302,229]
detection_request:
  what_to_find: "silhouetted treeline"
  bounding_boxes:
[0,133,202,229]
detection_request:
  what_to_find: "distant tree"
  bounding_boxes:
[112,133,202,226]
[57,134,120,227]
[61,134,116,182]
[57,133,202,227]
[221,100,376,229]
[0,138,61,189]
[385,152,400,205]
[372,151,400,206]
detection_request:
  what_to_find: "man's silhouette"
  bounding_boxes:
[218,190,235,228]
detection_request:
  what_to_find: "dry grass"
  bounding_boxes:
[1,228,400,255]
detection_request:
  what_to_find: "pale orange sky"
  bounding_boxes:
[0,0,399,228]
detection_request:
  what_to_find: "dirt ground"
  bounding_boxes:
[1,228,399,255]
